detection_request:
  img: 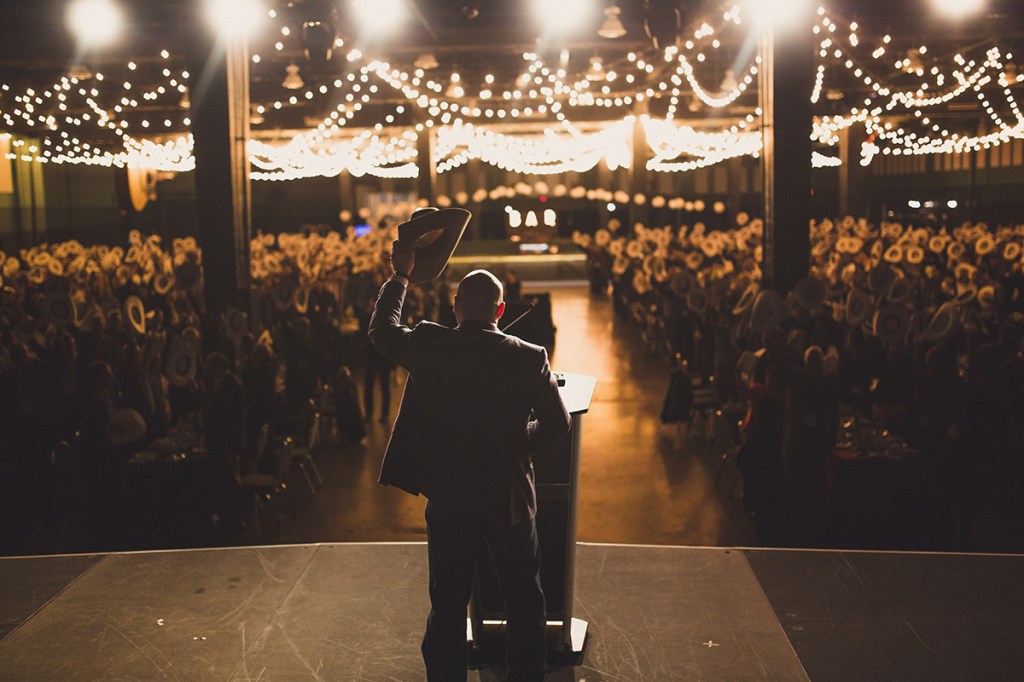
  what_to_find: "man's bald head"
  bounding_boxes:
[455,269,505,324]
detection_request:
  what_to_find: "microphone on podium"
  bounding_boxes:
[500,301,536,332]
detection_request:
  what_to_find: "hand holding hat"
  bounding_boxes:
[392,207,471,283]
[391,240,416,279]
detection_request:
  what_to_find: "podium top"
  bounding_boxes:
[554,372,596,415]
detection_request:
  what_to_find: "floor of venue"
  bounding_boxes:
[2,542,1022,681]
[272,284,757,549]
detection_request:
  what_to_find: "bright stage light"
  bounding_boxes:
[206,0,266,41]
[743,0,812,32]
[932,0,985,18]
[532,0,596,33]
[67,0,124,48]
[352,0,406,36]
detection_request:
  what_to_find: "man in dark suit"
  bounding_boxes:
[369,248,570,681]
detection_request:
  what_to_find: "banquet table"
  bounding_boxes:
[120,425,215,549]
[825,409,934,550]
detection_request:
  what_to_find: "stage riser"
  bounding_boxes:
[1,543,1021,680]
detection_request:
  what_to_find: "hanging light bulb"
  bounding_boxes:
[719,68,737,94]
[414,53,439,69]
[249,105,264,125]
[598,4,627,39]
[445,72,465,98]
[902,48,924,73]
[68,63,93,80]
[586,56,605,81]
[282,63,304,89]
[179,88,191,109]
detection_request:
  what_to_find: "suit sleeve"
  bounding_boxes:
[526,347,571,448]
[368,279,414,370]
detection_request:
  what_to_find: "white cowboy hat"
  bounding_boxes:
[873,304,912,344]
[123,295,146,335]
[794,276,826,313]
[845,288,872,327]
[166,336,199,387]
[750,289,786,333]
[226,308,249,340]
[923,301,959,343]
[887,276,915,305]
[394,207,472,283]
[106,408,147,446]
[732,283,759,315]
[42,291,76,327]
[686,287,709,315]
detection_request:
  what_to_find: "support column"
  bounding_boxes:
[629,103,650,228]
[416,125,436,205]
[727,156,744,226]
[186,6,252,314]
[759,11,815,293]
[839,126,869,217]
[467,158,483,239]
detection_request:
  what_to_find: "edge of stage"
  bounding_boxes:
[1,541,1022,681]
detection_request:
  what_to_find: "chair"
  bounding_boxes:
[240,424,296,536]
[314,382,339,444]
[285,412,324,496]
[713,406,745,496]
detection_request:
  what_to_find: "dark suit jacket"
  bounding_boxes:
[369,278,571,522]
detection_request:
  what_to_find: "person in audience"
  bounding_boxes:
[200,351,246,536]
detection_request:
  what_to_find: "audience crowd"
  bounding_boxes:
[579,214,1024,551]
[0,225,450,554]
[3,209,1023,555]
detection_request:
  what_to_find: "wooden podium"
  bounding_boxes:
[469,371,597,654]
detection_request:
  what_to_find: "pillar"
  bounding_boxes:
[759,9,815,293]
[186,4,252,314]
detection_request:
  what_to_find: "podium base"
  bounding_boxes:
[467,617,588,653]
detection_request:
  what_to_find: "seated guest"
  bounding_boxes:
[201,351,245,536]
[781,346,838,547]
[736,365,786,543]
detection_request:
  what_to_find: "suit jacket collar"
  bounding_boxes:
[456,319,500,333]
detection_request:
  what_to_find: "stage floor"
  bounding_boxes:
[1,542,1021,681]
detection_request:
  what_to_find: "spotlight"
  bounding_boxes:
[282,63,304,89]
[67,0,124,48]
[206,0,266,41]
[352,0,406,37]
[743,0,812,32]
[532,0,595,33]
[598,4,626,39]
[933,0,985,18]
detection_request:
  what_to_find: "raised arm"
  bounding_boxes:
[368,243,417,369]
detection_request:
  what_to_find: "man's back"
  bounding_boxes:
[369,277,570,520]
